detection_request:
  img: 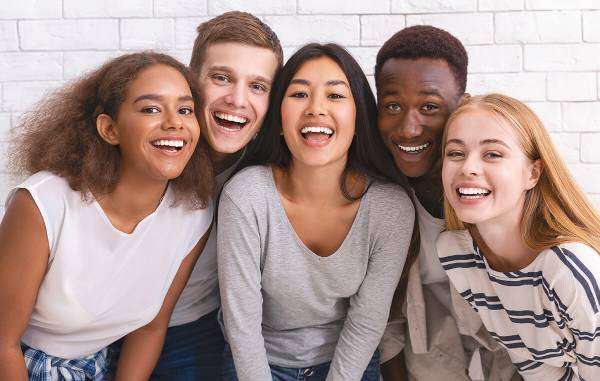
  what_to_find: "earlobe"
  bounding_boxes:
[459,93,471,106]
[96,114,119,145]
[526,159,543,190]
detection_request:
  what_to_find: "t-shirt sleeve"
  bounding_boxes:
[327,187,415,381]
[217,190,271,381]
[551,244,600,380]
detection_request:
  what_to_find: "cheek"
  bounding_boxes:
[253,96,270,121]
[377,113,394,134]
[441,163,456,197]
[280,101,301,132]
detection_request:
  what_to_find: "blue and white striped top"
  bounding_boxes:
[437,230,600,381]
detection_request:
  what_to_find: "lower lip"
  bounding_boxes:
[301,134,333,147]
[151,144,186,156]
[456,193,490,205]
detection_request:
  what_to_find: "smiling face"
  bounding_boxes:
[106,64,200,182]
[377,58,462,178]
[280,56,356,169]
[197,42,279,157]
[442,108,541,229]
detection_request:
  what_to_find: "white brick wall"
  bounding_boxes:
[0,0,598,206]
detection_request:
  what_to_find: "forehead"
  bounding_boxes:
[200,41,279,79]
[126,64,191,96]
[447,108,520,145]
[292,56,347,82]
[377,57,459,97]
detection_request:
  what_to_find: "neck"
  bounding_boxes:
[474,198,537,271]
[96,168,167,227]
[275,158,359,206]
[410,174,443,218]
[210,148,243,175]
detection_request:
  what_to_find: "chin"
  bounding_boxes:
[395,164,428,179]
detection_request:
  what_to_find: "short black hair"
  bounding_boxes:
[243,43,410,199]
[375,25,468,94]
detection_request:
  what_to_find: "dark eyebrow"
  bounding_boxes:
[419,89,443,97]
[289,79,349,87]
[290,79,310,86]
[208,65,232,73]
[133,94,193,103]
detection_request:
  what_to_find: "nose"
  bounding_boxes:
[397,109,423,139]
[305,92,327,117]
[163,109,183,130]
[461,153,482,176]
[224,82,247,108]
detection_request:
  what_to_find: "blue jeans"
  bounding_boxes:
[221,343,380,381]
[108,309,225,381]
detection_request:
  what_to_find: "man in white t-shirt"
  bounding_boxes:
[151,12,283,380]
[375,25,520,381]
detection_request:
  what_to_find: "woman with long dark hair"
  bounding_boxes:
[217,43,415,381]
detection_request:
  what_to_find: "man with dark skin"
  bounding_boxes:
[376,26,520,381]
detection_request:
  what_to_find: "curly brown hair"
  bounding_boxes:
[10,51,213,209]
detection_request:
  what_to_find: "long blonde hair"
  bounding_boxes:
[442,93,600,254]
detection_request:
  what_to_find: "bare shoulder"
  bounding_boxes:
[0,188,48,258]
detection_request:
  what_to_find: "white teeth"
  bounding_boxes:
[214,112,248,124]
[301,126,333,135]
[458,187,491,195]
[152,139,184,148]
[397,142,430,152]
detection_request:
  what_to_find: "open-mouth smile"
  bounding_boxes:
[151,138,186,152]
[213,111,249,132]
[396,141,431,154]
[456,187,492,199]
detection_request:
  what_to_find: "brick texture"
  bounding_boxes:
[0,0,598,202]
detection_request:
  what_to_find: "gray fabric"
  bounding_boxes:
[217,165,414,381]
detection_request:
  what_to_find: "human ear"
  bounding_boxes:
[96,114,120,145]
[526,159,542,190]
[458,93,471,106]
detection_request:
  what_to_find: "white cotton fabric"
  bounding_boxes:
[168,159,240,327]
[12,171,213,359]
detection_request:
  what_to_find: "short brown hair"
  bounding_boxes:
[10,52,213,209]
[189,11,283,72]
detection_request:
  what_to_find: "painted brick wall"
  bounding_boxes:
[1,0,599,208]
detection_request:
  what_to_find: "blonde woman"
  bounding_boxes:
[437,93,600,380]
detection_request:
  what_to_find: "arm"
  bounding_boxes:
[217,192,271,381]
[327,195,415,381]
[0,190,50,380]
[114,226,211,381]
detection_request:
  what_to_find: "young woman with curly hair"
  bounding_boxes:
[0,51,214,380]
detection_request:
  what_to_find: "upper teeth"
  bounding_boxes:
[215,112,248,124]
[397,142,429,152]
[153,139,184,147]
[458,187,490,195]
[301,126,333,135]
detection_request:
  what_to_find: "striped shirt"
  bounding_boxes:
[437,230,600,381]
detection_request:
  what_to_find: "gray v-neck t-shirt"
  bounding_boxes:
[217,166,414,381]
